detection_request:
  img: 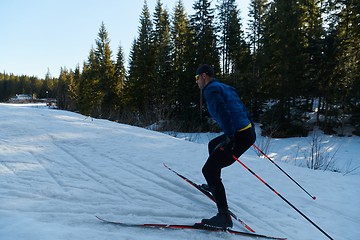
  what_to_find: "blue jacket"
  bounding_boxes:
[203,79,251,137]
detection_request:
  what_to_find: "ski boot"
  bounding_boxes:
[200,184,216,201]
[202,208,233,229]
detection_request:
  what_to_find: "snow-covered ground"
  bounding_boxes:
[0,103,359,240]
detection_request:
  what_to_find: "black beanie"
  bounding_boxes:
[196,64,214,77]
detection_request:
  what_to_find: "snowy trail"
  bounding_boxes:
[0,103,359,240]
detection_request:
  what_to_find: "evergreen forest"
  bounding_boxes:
[1,0,359,137]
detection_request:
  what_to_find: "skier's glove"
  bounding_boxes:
[220,137,235,155]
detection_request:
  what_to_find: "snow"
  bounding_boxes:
[0,103,359,240]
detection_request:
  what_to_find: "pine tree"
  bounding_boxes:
[57,67,68,110]
[78,22,119,117]
[171,0,198,122]
[95,22,118,115]
[330,0,360,134]
[191,0,220,71]
[39,68,52,99]
[126,1,155,112]
[68,65,81,111]
[248,0,269,88]
[262,0,308,136]
[248,0,270,120]
[217,0,252,101]
[124,39,139,110]
[0,73,5,101]
[115,44,126,102]
[217,0,245,77]
[153,0,173,107]
[172,0,189,72]
[301,0,325,123]
[191,0,220,119]
[78,47,100,116]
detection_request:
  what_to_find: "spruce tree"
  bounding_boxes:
[171,0,200,125]
[248,0,270,120]
[40,69,57,100]
[302,0,325,122]
[191,0,220,120]
[68,65,81,111]
[78,47,100,116]
[153,0,173,107]
[217,0,245,77]
[217,0,252,101]
[191,0,220,72]
[262,0,308,136]
[95,22,118,115]
[115,44,126,102]
[248,0,269,87]
[126,1,155,112]
[57,67,69,110]
[330,0,360,134]
[0,73,5,101]
[124,39,139,111]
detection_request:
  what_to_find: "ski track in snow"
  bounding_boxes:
[49,129,209,219]
[0,103,359,240]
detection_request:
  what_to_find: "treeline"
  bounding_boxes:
[1,0,359,137]
[0,70,57,100]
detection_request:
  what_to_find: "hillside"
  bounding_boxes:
[0,103,359,240]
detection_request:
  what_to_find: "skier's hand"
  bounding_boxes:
[220,137,235,155]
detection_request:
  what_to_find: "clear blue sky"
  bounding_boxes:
[0,0,251,79]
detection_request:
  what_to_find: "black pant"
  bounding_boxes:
[202,127,256,210]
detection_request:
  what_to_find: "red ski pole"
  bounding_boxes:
[253,144,316,200]
[233,154,333,240]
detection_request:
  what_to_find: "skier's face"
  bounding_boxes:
[196,73,205,89]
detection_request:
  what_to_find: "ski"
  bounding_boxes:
[163,163,255,233]
[96,216,286,239]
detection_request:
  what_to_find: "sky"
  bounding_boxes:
[0,0,251,79]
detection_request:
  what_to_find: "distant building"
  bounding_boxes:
[10,94,35,102]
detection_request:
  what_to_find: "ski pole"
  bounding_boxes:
[252,144,316,200]
[232,155,333,240]
[163,163,255,233]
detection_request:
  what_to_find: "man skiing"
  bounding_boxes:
[195,64,256,228]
